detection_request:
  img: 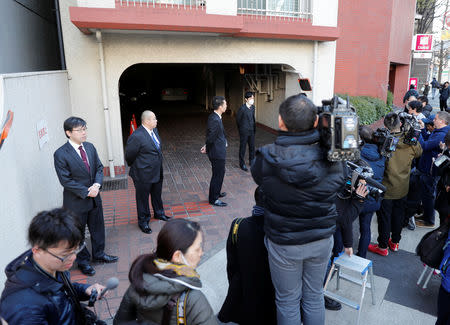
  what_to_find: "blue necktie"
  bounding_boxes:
[151,131,160,149]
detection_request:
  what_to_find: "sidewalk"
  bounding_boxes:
[75,109,441,324]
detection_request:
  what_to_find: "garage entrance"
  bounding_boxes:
[118,63,291,147]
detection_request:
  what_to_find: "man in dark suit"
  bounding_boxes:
[201,96,228,207]
[54,117,118,276]
[125,110,170,234]
[236,91,256,171]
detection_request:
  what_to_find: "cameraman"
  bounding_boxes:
[357,126,386,258]
[325,170,369,311]
[0,208,105,324]
[414,112,450,228]
[251,94,344,325]
[369,113,422,256]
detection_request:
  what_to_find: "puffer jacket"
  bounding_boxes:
[382,133,423,199]
[0,250,90,325]
[113,272,217,325]
[418,125,450,176]
[360,143,385,213]
[251,129,344,245]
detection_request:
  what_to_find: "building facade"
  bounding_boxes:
[0,0,61,74]
[60,0,340,176]
[334,0,416,107]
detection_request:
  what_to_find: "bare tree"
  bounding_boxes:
[416,0,446,34]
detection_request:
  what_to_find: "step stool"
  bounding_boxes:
[324,254,376,325]
[416,264,437,289]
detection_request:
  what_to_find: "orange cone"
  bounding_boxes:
[129,117,136,136]
[132,114,138,130]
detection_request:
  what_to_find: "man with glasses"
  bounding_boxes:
[0,208,105,324]
[54,117,118,276]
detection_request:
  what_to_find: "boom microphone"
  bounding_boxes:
[99,277,119,299]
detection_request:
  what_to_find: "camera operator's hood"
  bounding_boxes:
[258,130,330,187]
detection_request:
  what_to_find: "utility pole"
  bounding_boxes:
[438,0,449,83]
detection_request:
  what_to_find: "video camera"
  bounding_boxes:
[398,112,421,146]
[434,150,450,185]
[372,127,399,158]
[318,96,360,161]
[345,161,386,200]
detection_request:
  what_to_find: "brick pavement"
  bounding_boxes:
[72,110,276,320]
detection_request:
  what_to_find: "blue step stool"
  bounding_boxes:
[323,253,376,325]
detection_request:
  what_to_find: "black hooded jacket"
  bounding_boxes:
[251,129,344,245]
[0,250,90,325]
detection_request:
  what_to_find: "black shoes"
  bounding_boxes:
[324,296,342,310]
[93,254,119,264]
[240,164,248,172]
[219,192,227,198]
[212,199,227,207]
[139,224,152,234]
[78,263,96,276]
[155,215,171,222]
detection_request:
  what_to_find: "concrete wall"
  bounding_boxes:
[0,0,60,74]
[60,0,337,166]
[0,71,72,290]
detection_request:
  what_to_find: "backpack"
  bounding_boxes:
[162,289,190,325]
[416,221,450,269]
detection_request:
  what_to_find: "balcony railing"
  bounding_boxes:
[118,0,206,9]
[238,0,312,20]
[117,0,312,20]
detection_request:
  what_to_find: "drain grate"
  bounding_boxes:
[102,177,128,191]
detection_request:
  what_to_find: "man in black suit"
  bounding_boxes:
[125,110,170,234]
[54,117,118,276]
[201,96,228,207]
[236,91,256,171]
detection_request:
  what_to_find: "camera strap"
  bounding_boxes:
[60,272,88,325]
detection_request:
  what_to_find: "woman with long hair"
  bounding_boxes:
[113,219,217,325]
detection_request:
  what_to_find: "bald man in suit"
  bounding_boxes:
[125,110,171,234]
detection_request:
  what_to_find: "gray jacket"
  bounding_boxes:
[113,273,217,325]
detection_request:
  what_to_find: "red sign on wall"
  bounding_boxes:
[409,78,418,89]
[415,34,433,51]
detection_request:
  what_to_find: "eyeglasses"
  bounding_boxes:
[45,242,86,263]
[72,127,88,132]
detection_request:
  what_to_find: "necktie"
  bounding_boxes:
[151,131,160,149]
[78,145,91,173]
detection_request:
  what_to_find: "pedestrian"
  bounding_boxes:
[369,113,422,256]
[0,208,107,324]
[418,95,433,118]
[113,219,217,325]
[251,94,344,325]
[440,81,450,112]
[125,110,171,235]
[403,84,419,104]
[423,82,430,97]
[54,117,118,276]
[236,91,256,171]
[432,77,439,99]
[218,187,277,325]
[201,96,228,207]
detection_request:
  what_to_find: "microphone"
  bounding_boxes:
[99,277,119,299]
